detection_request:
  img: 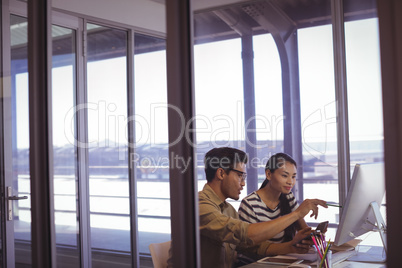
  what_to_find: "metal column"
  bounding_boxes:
[241,34,259,193]
[331,0,351,212]
[166,0,200,267]
[377,0,402,266]
[28,0,56,266]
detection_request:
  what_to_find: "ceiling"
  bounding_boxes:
[9,0,378,61]
[194,0,377,44]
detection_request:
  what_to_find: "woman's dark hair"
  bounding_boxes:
[260,153,298,242]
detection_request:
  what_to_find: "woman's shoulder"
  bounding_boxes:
[240,191,261,205]
[242,191,259,200]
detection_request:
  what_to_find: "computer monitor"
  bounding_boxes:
[334,162,386,262]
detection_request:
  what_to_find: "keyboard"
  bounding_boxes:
[331,250,356,265]
[346,246,386,263]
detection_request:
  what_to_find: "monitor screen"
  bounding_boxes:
[334,162,386,247]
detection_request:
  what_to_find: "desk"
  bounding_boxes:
[334,261,385,268]
[241,261,385,268]
[240,245,386,268]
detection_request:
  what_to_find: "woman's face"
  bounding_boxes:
[265,161,297,194]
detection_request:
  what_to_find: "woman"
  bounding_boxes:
[238,153,313,259]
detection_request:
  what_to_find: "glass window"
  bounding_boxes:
[191,0,383,250]
[193,38,246,208]
[52,24,80,266]
[345,18,383,165]
[134,33,170,254]
[345,12,384,246]
[86,23,130,265]
[2,0,385,265]
[253,33,284,185]
[298,24,339,230]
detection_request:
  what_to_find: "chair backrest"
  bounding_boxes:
[149,241,171,268]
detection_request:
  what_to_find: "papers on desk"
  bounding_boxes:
[287,248,317,262]
[256,239,365,266]
[256,248,317,265]
[285,239,363,262]
[257,255,303,266]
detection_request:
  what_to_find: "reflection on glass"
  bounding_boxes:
[86,23,130,266]
[52,24,79,267]
[10,14,32,267]
[134,33,170,255]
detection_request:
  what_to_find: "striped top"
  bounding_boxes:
[238,191,299,243]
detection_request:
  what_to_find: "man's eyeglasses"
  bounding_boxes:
[229,168,247,182]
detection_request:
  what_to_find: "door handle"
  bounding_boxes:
[8,196,28,200]
[7,187,28,221]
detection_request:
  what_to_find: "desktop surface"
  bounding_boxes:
[240,245,386,268]
[240,260,385,268]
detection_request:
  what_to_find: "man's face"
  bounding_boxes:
[221,162,246,200]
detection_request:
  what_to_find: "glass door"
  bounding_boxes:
[3,12,80,267]
[3,9,136,267]
[9,14,31,268]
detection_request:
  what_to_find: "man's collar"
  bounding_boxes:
[202,183,227,207]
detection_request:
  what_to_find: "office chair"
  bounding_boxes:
[149,240,171,268]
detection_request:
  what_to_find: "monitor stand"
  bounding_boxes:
[347,202,387,263]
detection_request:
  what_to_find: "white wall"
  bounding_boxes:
[53,0,166,33]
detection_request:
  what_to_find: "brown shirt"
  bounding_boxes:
[199,184,254,268]
[167,184,271,268]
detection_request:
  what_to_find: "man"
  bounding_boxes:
[199,147,327,268]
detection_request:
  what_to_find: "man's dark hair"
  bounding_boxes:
[204,147,248,182]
